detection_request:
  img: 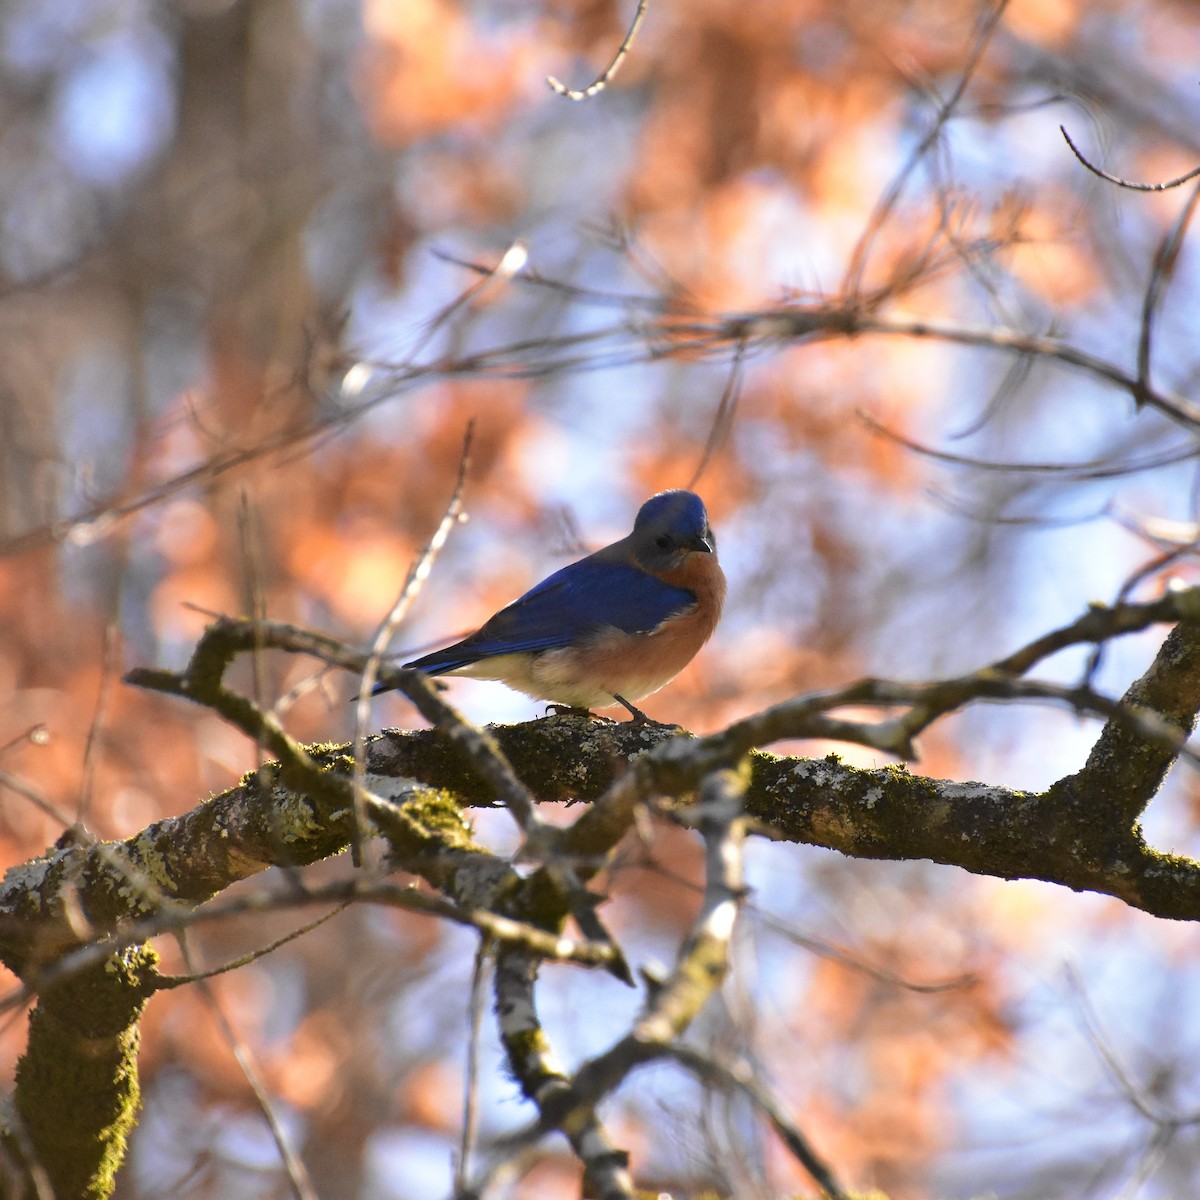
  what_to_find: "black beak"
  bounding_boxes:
[686,532,714,554]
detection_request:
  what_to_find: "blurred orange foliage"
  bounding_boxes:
[3,0,1200,1195]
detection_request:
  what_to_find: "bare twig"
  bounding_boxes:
[687,340,744,491]
[0,1115,56,1200]
[178,931,318,1200]
[396,241,529,374]
[4,876,622,1021]
[803,309,1200,430]
[0,724,49,759]
[637,855,978,993]
[547,0,649,101]
[472,772,744,1195]
[663,1043,850,1200]
[1082,542,1200,685]
[238,490,270,720]
[431,246,665,313]
[454,940,490,1194]
[1061,125,1200,192]
[859,408,1200,481]
[1136,178,1200,407]
[842,0,1009,297]
[946,333,1036,440]
[1063,957,1200,1200]
[126,614,546,856]
[351,423,474,863]
[156,903,351,987]
[0,764,78,831]
[472,769,751,1195]
[1065,964,1168,1126]
[78,621,120,828]
[11,278,1200,565]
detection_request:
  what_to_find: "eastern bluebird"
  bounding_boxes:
[377,490,725,720]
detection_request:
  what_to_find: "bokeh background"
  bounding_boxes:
[4,0,1200,1196]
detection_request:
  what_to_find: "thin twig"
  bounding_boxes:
[431,245,664,312]
[177,931,319,1200]
[842,0,1008,297]
[418,241,529,355]
[128,613,546,842]
[687,340,744,491]
[663,1044,851,1200]
[0,724,49,759]
[1136,178,1200,407]
[638,855,977,993]
[946,334,1035,440]
[455,940,490,1194]
[1083,542,1199,685]
[854,311,1200,431]
[1060,125,1200,192]
[479,946,636,1199]
[472,770,750,1194]
[351,424,473,863]
[361,241,529,392]
[0,1114,56,1200]
[10,279,1200,564]
[156,903,351,987]
[238,489,271,723]
[1064,964,1166,1125]
[859,408,1200,481]
[3,876,622,1021]
[547,0,649,101]
[77,621,120,828]
[0,765,77,831]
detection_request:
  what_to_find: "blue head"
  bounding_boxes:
[630,490,715,569]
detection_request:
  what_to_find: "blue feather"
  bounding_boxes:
[405,558,695,673]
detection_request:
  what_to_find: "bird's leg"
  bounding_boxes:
[612,694,687,730]
[609,696,657,720]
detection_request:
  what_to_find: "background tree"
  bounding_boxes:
[4,0,1200,1197]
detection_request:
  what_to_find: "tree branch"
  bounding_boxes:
[6,587,1200,1196]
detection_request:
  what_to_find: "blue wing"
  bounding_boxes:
[404,558,696,674]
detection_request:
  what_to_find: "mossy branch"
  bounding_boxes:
[4,592,1200,1197]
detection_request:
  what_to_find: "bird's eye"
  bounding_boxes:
[655,534,672,550]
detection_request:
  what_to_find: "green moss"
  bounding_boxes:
[407,789,477,847]
[501,1024,569,1101]
[307,740,352,757]
[118,830,178,906]
[272,791,325,843]
[11,946,156,1200]
[309,743,356,776]
[504,1024,551,1065]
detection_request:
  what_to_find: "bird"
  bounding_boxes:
[375,489,725,721]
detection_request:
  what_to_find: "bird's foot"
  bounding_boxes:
[544,703,610,721]
[612,694,683,729]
